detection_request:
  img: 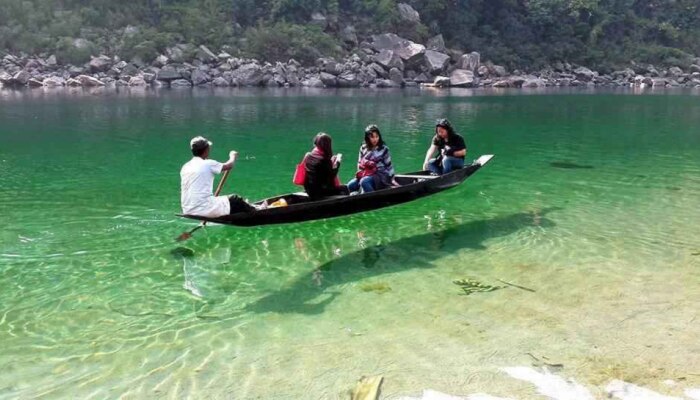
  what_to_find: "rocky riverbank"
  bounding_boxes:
[3,32,700,91]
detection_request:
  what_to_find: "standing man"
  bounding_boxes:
[180,136,255,217]
[422,118,467,175]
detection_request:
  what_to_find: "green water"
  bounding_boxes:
[1,88,699,399]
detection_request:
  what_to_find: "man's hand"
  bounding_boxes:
[229,151,238,161]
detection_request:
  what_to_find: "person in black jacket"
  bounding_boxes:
[422,118,467,175]
[303,133,349,199]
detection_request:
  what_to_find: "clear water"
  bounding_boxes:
[0,87,698,399]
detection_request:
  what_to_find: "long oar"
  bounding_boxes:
[176,169,231,241]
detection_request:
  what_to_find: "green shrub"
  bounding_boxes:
[243,22,341,64]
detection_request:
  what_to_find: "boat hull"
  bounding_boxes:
[180,154,494,227]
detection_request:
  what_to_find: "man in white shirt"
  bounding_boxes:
[180,136,255,217]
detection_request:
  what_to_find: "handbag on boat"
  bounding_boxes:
[293,154,308,185]
[355,159,377,179]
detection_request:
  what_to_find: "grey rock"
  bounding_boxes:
[373,50,404,71]
[340,26,358,47]
[89,55,112,72]
[197,45,219,64]
[389,67,404,86]
[320,72,337,87]
[302,76,325,88]
[232,63,264,86]
[368,63,388,78]
[426,34,446,53]
[433,76,450,87]
[397,3,420,23]
[12,70,30,85]
[690,65,700,73]
[449,69,477,87]
[376,79,399,88]
[212,76,229,87]
[157,65,181,81]
[522,77,547,88]
[153,54,169,68]
[413,73,431,83]
[477,65,490,77]
[0,71,12,85]
[27,77,44,87]
[66,78,82,87]
[42,76,65,87]
[128,76,147,86]
[457,52,480,72]
[170,79,192,87]
[668,66,683,77]
[651,77,667,87]
[337,71,360,87]
[122,64,139,77]
[77,74,105,86]
[424,50,450,74]
[191,68,210,85]
[573,66,596,81]
[371,33,425,65]
[46,55,57,66]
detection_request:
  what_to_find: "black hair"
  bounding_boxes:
[191,144,209,157]
[435,118,457,139]
[314,132,333,159]
[364,124,385,149]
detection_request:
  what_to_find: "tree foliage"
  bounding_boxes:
[0,0,698,68]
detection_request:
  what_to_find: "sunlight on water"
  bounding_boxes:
[0,88,699,399]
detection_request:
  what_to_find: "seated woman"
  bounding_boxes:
[347,124,396,194]
[303,133,349,199]
[422,118,467,175]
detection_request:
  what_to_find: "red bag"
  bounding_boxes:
[355,160,377,179]
[293,155,307,186]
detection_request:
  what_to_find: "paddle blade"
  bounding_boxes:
[176,231,193,242]
[175,224,204,242]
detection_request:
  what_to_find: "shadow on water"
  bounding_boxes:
[245,208,560,315]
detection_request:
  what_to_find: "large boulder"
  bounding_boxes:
[426,34,446,53]
[424,50,450,74]
[12,70,30,85]
[302,75,325,88]
[668,66,683,77]
[128,76,147,86]
[153,54,169,68]
[522,77,547,88]
[457,52,480,72]
[371,33,425,66]
[432,76,451,87]
[191,68,210,86]
[573,66,596,81]
[397,3,420,23]
[89,55,112,73]
[389,67,404,86]
[337,71,360,87]
[319,72,337,87]
[232,63,263,86]
[373,50,404,71]
[449,69,477,87]
[157,65,181,81]
[77,74,105,86]
[212,76,229,87]
[42,76,65,87]
[27,78,44,87]
[170,79,192,87]
[368,63,388,78]
[197,45,219,64]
